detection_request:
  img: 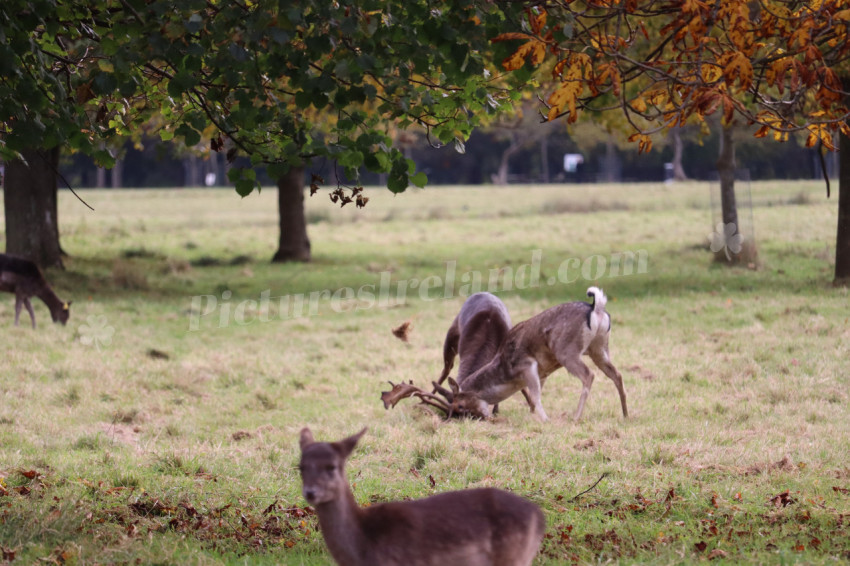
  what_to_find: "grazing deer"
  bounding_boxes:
[434,292,512,406]
[299,427,545,566]
[0,253,71,328]
[446,286,628,422]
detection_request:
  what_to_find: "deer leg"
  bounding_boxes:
[434,320,459,390]
[14,295,22,326]
[558,355,595,421]
[519,362,548,422]
[589,346,628,418]
[23,298,37,329]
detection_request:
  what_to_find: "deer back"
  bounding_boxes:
[454,292,512,383]
[0,253,45,293]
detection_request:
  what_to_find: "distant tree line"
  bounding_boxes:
[58,125,832,190]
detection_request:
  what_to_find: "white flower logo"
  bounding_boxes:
[79,315,115,350]
[708,222,744,261]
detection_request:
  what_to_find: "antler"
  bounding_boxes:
[380,380,424,409]
[380,380,467,419]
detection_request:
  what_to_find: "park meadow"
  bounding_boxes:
[1,180,848,565]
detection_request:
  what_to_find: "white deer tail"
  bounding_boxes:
[586,286,607,312]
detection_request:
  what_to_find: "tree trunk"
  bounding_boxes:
[96,166,107,188]
[540,135,550,183]
[836,124,850,284]
[111,158,123,188]
[717,124,739,229]
[3,147,64,268]
[715,123,756,265]
[272,165,311,263]
[491,134,521,185]
[184,154,201,187]
[671,128,688,181]
[601,136,620,182]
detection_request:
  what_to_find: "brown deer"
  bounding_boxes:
[299,427,545,566]
[0,253,71,328]
[434,292,512,405]
[445,286,628,422]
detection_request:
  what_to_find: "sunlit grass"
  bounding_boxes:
[0,180,848,564]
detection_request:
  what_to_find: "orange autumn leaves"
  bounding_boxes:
[494,1,850,153]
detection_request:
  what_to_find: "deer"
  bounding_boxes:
[0,253,71,328]
[381,293,512,420]
[434,292,512,406]
[440,286,628,422]
[299,427,545,566]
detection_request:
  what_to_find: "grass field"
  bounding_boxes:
[1,180,848,565]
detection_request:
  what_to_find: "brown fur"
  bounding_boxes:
[0,254,70,328]
[452,287,628,421]
[436,292,512,387]
[299,428,545,566]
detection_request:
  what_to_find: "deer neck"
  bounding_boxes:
[36,285,63,315]
[314,486,367,565]
[461,355,514,404]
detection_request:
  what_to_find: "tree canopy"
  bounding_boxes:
[1,0,525,196]
[495,0,850,153]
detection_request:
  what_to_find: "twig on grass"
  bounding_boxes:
[570,472,608,502]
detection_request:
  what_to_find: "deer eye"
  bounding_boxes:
[325,464,336,473]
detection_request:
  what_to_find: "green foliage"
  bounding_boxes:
[1,0,525,195]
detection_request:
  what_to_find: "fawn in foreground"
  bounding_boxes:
[443,286,628,422]
[299,427,545,566]
[0,253,71,328]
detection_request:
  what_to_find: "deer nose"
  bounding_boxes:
[303,488,317,503]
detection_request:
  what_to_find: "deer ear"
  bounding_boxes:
[335,427,367,459]
[299,427,315,450]
[448,377,460,395]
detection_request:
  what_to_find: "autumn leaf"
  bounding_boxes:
[548,66,584,122]
[628,133,652,153]
[529,9,547,35]
[500,38,547,71]
[769,490,796,508]
[392,321,413,342]
[722,51,754,90]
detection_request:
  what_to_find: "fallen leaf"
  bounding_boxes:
[392,321,412,342]
[146,348,170,360]
[769,490,796,508]
[708,548,727,559]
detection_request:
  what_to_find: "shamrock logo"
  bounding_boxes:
[708,222,744,261]
[79,315,115,350]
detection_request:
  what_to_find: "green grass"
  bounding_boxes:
[1,180,848,564]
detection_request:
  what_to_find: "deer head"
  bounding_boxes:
[380,379,490,420]
[445,377,492,420]
[53,301,71,325]
[299,427,366,506]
